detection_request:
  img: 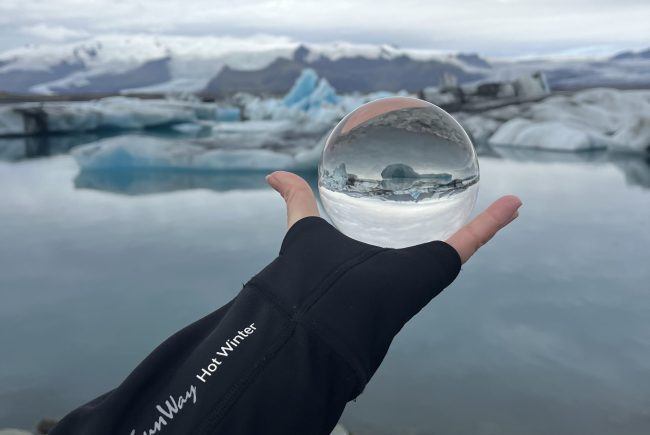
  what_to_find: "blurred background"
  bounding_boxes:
[1,1,649,434]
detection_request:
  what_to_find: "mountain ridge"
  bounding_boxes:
[0,34,647,96]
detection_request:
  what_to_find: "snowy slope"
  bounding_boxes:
[0,34,301,94]
[0,34,489,95]
[0,34,647,96]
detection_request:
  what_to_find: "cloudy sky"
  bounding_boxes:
[1,0,648,56]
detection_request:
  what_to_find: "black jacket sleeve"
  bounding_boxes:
[50,216,461,435]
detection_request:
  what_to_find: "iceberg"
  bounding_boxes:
[0,97,241,137]
[69,71,348,174]
[282,69,320,106]
[0,106,24,136]
[455,113,501,143]
[244,68,344,123]
[489,118,609,151]
[486,89,650,153]
[281,69,341,110]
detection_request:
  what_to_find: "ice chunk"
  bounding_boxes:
[243,68,342,125]
[171,122,212,137]
[0,107,25,136]
[526,88,650,152]
[0,97,244,137]
[513,72,551,99]
[489,118,609,151]
[215,106,241,122]
[303,77,341,109]
[455,113,501,143]
[282,69,320,106]
[486,89,650,152]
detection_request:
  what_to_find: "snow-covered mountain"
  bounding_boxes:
[0,34,648,96]
[0,34,487,95]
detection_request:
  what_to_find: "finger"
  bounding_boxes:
[266,171,320,230]
[446,195,522,264]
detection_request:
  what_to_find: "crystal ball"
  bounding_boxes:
[318,96,479,248]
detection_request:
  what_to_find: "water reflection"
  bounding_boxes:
[2,132,648,193]
[481,144,650,189]
[70,147,650,196]
[0,128,207,162]
[0,133,112,161]
[1,152,649,434]
[74,169,318,195]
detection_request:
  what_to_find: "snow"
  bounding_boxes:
[0,34,300,95]
[0,34,489,95]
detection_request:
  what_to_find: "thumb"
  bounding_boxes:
[266,171,320,230]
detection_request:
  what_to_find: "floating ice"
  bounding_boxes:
[0,97,241,137]
[489,118,608,151]
[318,96,479,248]
[281,69,341,111]
[283,69,319,106]
[487,89,650,152]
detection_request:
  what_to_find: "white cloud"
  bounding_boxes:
[21,24,89,42]
[1,0,649,55]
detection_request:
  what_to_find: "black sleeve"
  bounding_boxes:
[50,216,461,435]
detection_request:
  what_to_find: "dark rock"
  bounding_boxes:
[0,60,84,94]
[203,54,486,97]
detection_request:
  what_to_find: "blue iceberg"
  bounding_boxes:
[282,69,341,111]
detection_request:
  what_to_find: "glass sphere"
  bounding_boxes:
[318,96,479,248]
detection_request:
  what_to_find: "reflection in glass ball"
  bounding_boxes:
[318,96,479,248]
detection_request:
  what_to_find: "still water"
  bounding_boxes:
[0,141,649,434]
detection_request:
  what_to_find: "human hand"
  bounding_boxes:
[265,171,521,263]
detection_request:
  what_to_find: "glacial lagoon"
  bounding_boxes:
[0,136,649,434]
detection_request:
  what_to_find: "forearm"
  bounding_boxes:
[50,216,461,435]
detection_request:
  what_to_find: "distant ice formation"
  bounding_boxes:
[282,69,341,110]
[71,70,351,171]
[0,96,240,137]
[456,88,650,153]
